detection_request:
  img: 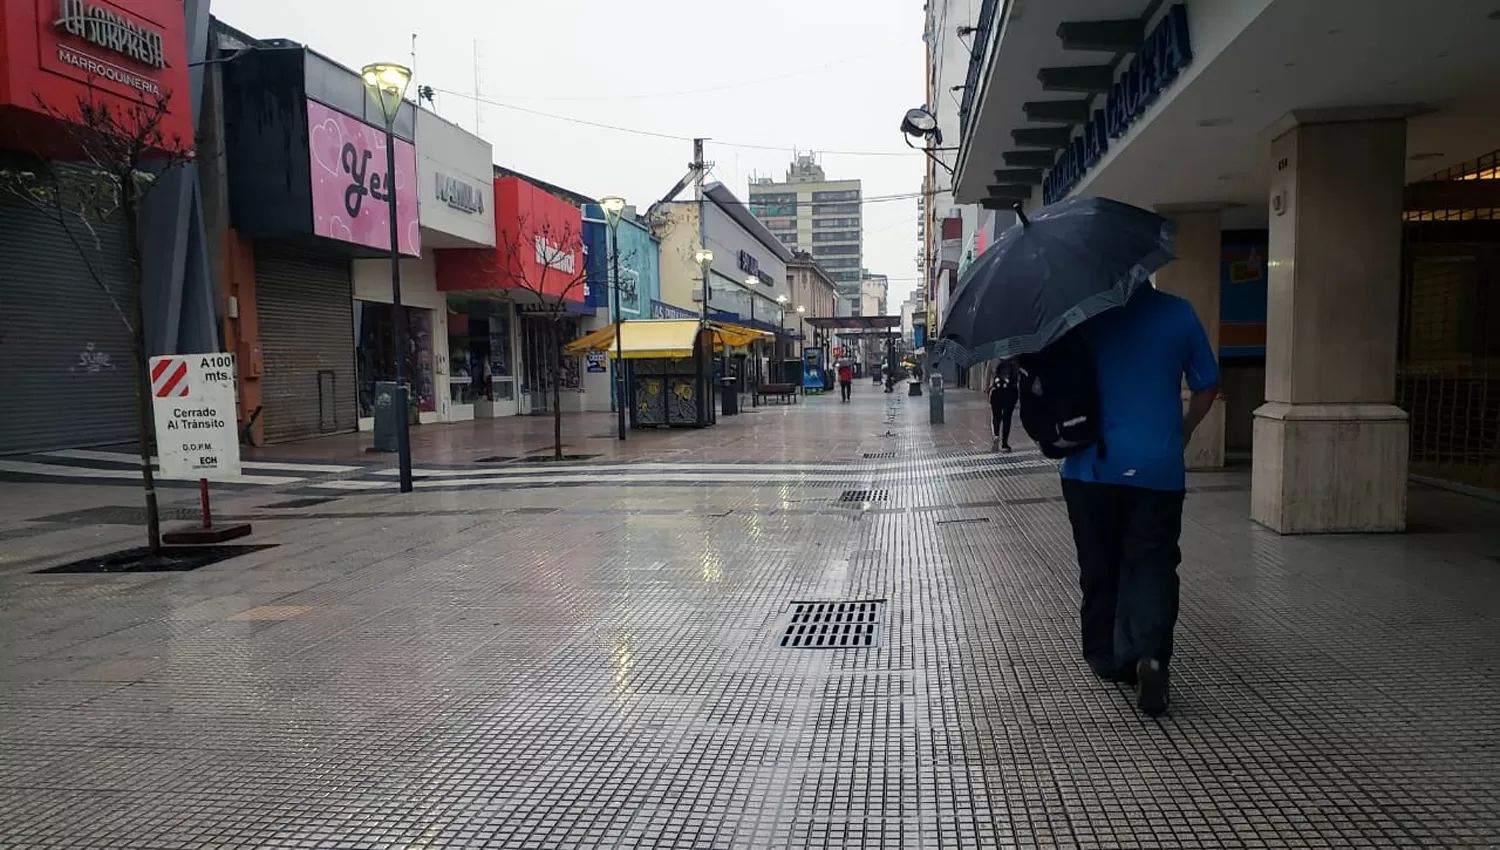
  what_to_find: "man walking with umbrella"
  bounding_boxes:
[938,198,1219,717]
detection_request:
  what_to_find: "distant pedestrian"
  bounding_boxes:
[1051,287,1219,717]
[987,360,1019,452]
[837,363,854,401]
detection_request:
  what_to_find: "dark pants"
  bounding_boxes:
[839,380,852,400]
[990,399,1015,444]
[1061,479,1184,676]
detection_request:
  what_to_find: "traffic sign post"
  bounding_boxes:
[149,353,253,544]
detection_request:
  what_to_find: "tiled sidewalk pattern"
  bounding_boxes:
[0,388,1497,848]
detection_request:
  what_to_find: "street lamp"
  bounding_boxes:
[694,249,714,326]
[600,195,628,441]
[361,61,414,494]
[797,305,807,355]
[744,275,760,402]
[776,294,789,364]
[694,248,714,420]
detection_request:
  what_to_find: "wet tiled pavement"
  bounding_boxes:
[2,388,1499,848]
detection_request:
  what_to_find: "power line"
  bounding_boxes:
[478,42,907,103]
[426,87,918,158]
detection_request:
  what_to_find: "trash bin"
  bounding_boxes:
[372,381,406,452]
[928,374,945,424]
[719,377,739,416]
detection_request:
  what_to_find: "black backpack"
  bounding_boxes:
[1016,330,1106,460]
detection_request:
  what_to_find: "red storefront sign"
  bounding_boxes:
[435,176,585,301]
[0,0,192,157]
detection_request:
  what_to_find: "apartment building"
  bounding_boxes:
[748,154,863,316]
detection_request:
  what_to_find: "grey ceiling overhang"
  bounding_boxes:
[1037,65,1115,94]
[980,1,1166,209]
[1002,150,1057,168]
[1023,100,1092,124]
[986,184,1033,199]
[1011,127,1074,149]
[1056,18,1145,52]
[993,169,1044,184]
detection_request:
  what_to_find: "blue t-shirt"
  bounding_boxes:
[1060,288,1220,492]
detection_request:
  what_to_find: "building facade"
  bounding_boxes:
[352,107,494,430]
[859,273,889,317]
[941,0,1500,531]
[0,0,210,454]
[785,253,839,353]
[435,173,594,417]
[654,184,793,330]
[212,27,424,444]
[748,154,864,315]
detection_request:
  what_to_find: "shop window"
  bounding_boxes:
[356,302,435,418]
[448,309,515,404]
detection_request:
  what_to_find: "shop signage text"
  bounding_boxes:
[534,234,577,275]
[51,0,168,96]
[737,250,759,276]
[148,353,242,480]
[651,300,698,320]
[307,100,420,255]
[435,172,485,214]
[1043,3,1192,204]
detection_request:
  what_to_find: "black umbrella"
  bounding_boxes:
[935,196,1176,364]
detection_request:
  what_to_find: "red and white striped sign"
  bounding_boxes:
[151,357,189,398]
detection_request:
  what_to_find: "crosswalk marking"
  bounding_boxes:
[41,449,362,474]
[319,457,1056,491]
[0,459,304,486]
[371,452,1044,479]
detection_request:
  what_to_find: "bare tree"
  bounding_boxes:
[0,86,190,555]
[492,215,591,460]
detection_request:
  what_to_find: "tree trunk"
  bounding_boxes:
[123,182,162,554]
[548,321,564,459]
[550,321,563,459]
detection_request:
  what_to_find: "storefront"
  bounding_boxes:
[938,0,1500,530]
[352,107,495,428]
[582,203,663,413]
[0,0,195,454]
[218,43,419,443]
[436,175,590,417]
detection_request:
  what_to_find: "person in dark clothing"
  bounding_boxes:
[1059,287,1219,717]
[837,363,854,401]
[987,360,1019,452]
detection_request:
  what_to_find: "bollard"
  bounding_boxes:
[928,374,945,424]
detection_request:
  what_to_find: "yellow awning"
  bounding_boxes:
[708,321,776,349]
[564,319,775,360]
[563,324,616,354]
[563,320,704,360]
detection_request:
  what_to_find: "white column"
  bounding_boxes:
[1154,207,1224,470]
[1253,115,1409,533]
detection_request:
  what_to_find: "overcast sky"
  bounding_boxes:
[212,0,929,308]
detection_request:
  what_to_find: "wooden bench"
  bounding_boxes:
[756,383,799,404]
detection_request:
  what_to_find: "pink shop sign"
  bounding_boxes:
[306,100,421,256]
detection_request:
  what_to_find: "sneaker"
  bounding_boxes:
[1135,658,1169,717]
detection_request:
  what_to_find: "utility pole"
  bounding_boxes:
[694,137,708,327]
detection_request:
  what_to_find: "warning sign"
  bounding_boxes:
[148,353,242,481]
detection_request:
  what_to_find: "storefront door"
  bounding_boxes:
[520,315,581,414]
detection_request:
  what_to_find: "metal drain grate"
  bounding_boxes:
[862,451,896,459]
[475,455,516,463]
[781,600,885,649]
[839,489,889,502]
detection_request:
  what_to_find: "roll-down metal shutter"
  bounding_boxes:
[0,181,139,454]
[255,244,356,443]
